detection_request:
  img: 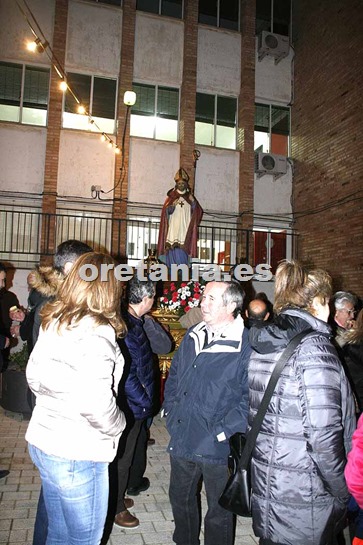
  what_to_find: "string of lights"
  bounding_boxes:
[15,0,135,157]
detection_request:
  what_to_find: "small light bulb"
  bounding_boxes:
[26,41,37,52]
[59,81,68,92]
[108,141,113,148]
[78,105,86,115]
[100,134,106,142]
[115,147,121,154]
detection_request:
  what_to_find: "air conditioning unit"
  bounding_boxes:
[258,31,290,64]
[255,152,287,179]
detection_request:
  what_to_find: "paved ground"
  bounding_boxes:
[0,407,258,545]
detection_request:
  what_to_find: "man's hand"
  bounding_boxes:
[10,325,20,338]
[9,308,25,322]
[347,319,356,330]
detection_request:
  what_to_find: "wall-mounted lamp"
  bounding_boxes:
[123,91,136,107]
[120,90,137,162]
[91,90,136,199]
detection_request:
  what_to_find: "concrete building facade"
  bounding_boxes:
[0,0,361,301]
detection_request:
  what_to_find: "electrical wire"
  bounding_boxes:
[15,0,122,156]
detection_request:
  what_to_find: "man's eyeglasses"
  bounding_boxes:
[340,308,356,316]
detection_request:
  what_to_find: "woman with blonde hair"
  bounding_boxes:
[248,260,355,545]
[26,252,126,545]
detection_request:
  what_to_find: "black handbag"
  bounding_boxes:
[219,330,310,517]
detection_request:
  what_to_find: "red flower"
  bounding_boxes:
[159,279,206,316]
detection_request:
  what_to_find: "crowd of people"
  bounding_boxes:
[1,247,363,545]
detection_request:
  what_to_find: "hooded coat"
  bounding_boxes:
[248,308,355,545]
[30,266,64,346]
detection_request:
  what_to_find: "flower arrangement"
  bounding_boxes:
[159,280,205,316]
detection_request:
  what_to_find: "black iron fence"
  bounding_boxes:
[0,208,297,271]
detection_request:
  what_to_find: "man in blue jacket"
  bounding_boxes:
[163,280,251,545]
[112,275,172,529]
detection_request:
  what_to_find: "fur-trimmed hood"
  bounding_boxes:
[31,266,64,299]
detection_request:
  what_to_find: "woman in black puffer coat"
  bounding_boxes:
[248,260,356,545]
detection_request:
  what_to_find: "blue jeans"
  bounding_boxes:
[29,444,109,545]
[32,487,48,545]
[169,455,234,545]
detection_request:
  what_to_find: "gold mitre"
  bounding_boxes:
[174,167,190,183]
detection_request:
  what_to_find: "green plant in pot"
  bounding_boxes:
[1,343,31,416]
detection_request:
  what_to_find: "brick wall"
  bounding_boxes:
[291,0,363,295]
[112,0,136,260]
[179,0,198,188]
[40,0,68,264]
[238,0,256,263]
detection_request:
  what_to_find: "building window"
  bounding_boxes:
[130,83,179,142]
[0,62,49,126]
[254,103,290,155]
[63,72,117,133]
[198,0,239,31]
[136,0,183,19]
[89,0,122,5]
[254,229,287,275]
[195,92,237,150]
[256,0,291,36]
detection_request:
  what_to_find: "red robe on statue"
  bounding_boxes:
[157,189,203,266]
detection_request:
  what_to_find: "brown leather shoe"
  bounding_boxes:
[124,497,134,509]
[114,509,139,528]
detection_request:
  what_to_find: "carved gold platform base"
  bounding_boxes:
[151,309,186,380]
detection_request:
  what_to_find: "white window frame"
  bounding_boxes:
[0,62,50,127]
[130,83,180,142]
[254,102,290,155]
[195,92,237,150]
[136,0,183,18]
[198,0,240,31]
[62,72,118,134]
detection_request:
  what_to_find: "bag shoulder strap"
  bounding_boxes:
[239,329,312,468]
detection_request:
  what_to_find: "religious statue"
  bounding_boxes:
[157,168,203,268]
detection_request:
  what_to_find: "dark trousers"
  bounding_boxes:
[169,455,234,545]
[110,418,143,514]
[127,418,148,489]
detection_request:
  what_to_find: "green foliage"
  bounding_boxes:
[9,343,29,371]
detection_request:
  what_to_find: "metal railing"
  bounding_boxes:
[0,208,297,270]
